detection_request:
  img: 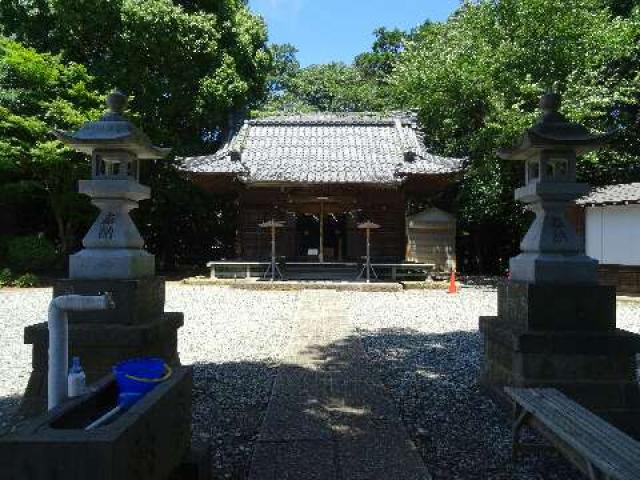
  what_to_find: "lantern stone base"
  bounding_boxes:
[20,276,183,416]
[69,248,155,280]
[480,281,640,438]
[509,252,599,285]
[496,280,616,332]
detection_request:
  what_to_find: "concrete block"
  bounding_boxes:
[22,313,183,416]
[480,312,640,434]
[497,280,616,332]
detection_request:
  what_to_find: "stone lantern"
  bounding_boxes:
[498,91,611,285]
[55,90,170,279]
[480,91,640,434]
[21,92,183,414]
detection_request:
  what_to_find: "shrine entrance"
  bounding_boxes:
[295,212,347,262]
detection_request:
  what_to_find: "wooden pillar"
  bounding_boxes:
[317,196,328,263]
[319,200,324,263]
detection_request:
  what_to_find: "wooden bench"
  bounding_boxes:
[206,261,271,279]
[370,263,435,281]
[505,387,640,480]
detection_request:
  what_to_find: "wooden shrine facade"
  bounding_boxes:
[238,184,406,262]
[181,113,463,266]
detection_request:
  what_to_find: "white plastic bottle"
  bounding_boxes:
[68,356,87,398]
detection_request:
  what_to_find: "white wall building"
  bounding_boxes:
[578,182,640,293]
[585,204,640,265]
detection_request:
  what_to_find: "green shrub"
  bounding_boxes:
[12,273,39,288]
[6,235,59,272]
[0,268,12,287]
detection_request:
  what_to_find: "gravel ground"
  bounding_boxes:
[165,285,298,479]
[0,287,50,434]
[0,284,299,479]
[1,284,639,480]
[345,286,640,480]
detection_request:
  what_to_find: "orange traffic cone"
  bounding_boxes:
[447,269,458,294]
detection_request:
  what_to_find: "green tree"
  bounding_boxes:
[0,0,271,151]
[0,0,272,268]
[261,61,394,114]
[267,43,300,96]
[0,37,104,254]
[392,0,640,272]
[260,28,413,115]
[355,27,409,80]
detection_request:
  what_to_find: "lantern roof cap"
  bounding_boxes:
[498,92,615,161]
[54,90,171,159]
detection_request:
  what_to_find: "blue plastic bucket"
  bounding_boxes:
[113,357,171,398]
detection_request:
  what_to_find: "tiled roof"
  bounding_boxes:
[180,113,463,185]
[577,182,640,206]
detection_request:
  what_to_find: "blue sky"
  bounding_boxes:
[249,0,461,66]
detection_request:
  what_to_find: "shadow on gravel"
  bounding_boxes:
[0,394,25,437]
[350,329,584,480]
[2,333,584,479]
[195,329,585,480]
[189,361,279,480]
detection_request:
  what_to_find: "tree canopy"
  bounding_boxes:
[0,38,103,254]
[259,28,411,114]
[0,0,271,152]
[0,0,272,268]
[391,0,640,271]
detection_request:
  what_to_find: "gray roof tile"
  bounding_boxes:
[577,182,640,206]
[180,113,463,184]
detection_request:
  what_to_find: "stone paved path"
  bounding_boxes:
[248,291,432,480]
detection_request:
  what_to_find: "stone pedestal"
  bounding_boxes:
[70,248,155,279]
[21,277,183,416]
[480,281,640,437]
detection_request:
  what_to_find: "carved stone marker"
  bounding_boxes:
[480,92,640,437]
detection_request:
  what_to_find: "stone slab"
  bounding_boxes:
[250,292,431,479]
[480,316,640,355]
[248,440,338,480]
[261,372,397,442]
[509,252,598,285]
[336,430,430,480]
[496,281,616,332]
[53,277,166,325]
[227,281,404,292]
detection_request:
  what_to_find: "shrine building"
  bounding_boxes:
[180,113,463,269]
